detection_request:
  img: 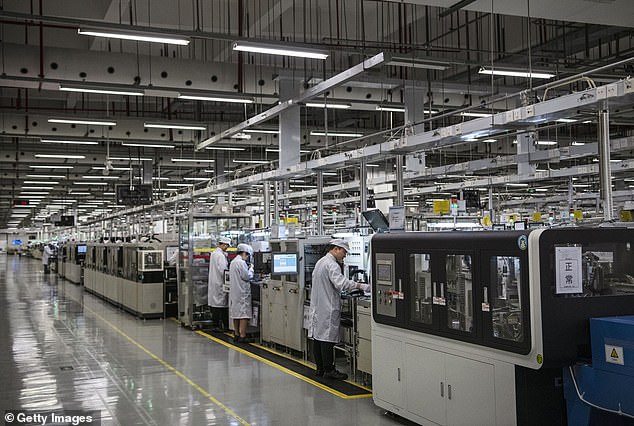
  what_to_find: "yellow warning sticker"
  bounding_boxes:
[605,344,624,365]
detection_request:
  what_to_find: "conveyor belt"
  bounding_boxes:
[199,330,373,399]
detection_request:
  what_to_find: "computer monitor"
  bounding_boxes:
[76,244,87,254]
[362,209,389,232]
[271,252,299,274]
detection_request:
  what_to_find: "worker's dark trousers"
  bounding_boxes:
[44,263,50,274]
[211,307,229,330]
[313,339,335,372]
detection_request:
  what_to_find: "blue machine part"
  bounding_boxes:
[563,316,634,426]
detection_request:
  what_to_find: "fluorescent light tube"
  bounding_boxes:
[108,157,152,161]
[29,165,74,169]
[536,141,558,146]
[506,183,529,187]
[483,139,497,143]
[78,28,190,45]
[386,57,448,70]
[21,186,55,190]
[556,118,577,123]
[305,102,351,109]
[74,182,108,186]
[171,158,215,163]
[166,183,194,187]
[478,67,555,79]
[310,131,363,137]
[48,117,117,126]
[178,94,253,103]
[59,84,144,96]
[92,166,133,171]
[68,191,91,195]
[460,112,492,118]
[40,139,99,145]
[34,154,85,159]
[81,176,120,179]
[144,122,207,130]
[26,174,66,178]
[243,129,279,134]
[232,159,270,164]
[376,106,405,113]
[233,41,328,59]
[23,181,59,185]
[19,192,50,195]
[121,142,176,148]
[183,177,211,181]
[205,147,246,151]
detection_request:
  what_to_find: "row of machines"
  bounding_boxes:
[57,241,86,284]
[370,227,634,426]
[84,241,176,318]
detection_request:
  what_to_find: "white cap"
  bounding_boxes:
[237,243,253,256]
[218,236,232,245]
[329,239,350,253]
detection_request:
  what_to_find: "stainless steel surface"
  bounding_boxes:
[1,255,400,425]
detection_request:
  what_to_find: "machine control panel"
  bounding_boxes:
[375,253,396,317]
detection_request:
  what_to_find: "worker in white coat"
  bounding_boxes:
[208,236,231,331]
[229,243,254,343]
[42,244,54,274]
[308,239,370,380]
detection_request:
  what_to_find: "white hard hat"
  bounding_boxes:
[237,243,253,256]
[329,239,350,253]
[218,236,232,245]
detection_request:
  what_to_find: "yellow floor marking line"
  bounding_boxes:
[195,330,373,400]
[85,308,251,426]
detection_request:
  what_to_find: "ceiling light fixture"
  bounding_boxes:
[121,142,176,149]
[171,158,215,163]
[48,117,117,126]
[144,122,207,131]
[92,166,133,171]
[183,177,211,181]
[23,181,59,185]
[460,112,492,118]
[305,102,351,109]
[232,40,328,59]
[478,67,555,79]
[556,118,577,123]
[108,157,152,161]
[243,129,279,134]
[59,84,144,96]
[34,154,85,159]
[536,141,558,146]
[26,174,66,179]
[40,138,99,145]
[77,27,190,45]
[205,147,246,151]
[310,131,363,137]
[29,165,74,169]
[81,176,121,180]
[178,93,254,103]
[74,182,108,186]
[232,159,270,164]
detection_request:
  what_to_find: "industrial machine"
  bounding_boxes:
[371,228,634,426]
[261,237,331,354]
[177,209,251,329]
[62,241,86,284]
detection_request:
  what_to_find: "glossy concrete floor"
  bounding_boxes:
[0,255,406,425]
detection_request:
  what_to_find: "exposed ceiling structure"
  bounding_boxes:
[1,0,633,231]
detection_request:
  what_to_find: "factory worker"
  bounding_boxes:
[229,243,254,343]
[208,236,232,331]
[308,239,370,380]
[42,243,54,274]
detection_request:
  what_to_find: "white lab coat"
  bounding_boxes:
[229,256,254,319]
[208,248,228,307]
[42,245,54,265]
[307,252,359,343]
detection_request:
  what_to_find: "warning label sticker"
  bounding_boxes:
[604,344,624,365]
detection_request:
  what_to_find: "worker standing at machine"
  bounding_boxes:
[229,243,254,343]
[208,236,232,331]
[308,239,370,380]
[42,243,54,274]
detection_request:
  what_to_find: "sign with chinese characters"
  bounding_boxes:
[555,246,583,294]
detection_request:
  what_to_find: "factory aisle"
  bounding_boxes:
[0,255,404,426]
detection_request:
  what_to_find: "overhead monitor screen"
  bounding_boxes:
[272,252,299,274]
[362,209,389,232]
[77,245,87,254]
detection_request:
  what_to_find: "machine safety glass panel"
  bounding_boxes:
[409,253,433,325]
[490,256,524,343]
[553,242,634,297]
[446,254,473,333]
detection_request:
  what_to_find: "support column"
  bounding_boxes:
[317,171,324,236]
[360,159,367,212]
[395,155,404,206]
[516,130,536,177]
[273,181,280,224]
[263,181,271,228]
[216,152,226,204]
[142,160,152,185]
[598,110,613,221]
[404,86,427,173]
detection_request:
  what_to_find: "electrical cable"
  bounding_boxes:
[568,365,634,419]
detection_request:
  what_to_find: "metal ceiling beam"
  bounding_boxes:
[196,52,386,150]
